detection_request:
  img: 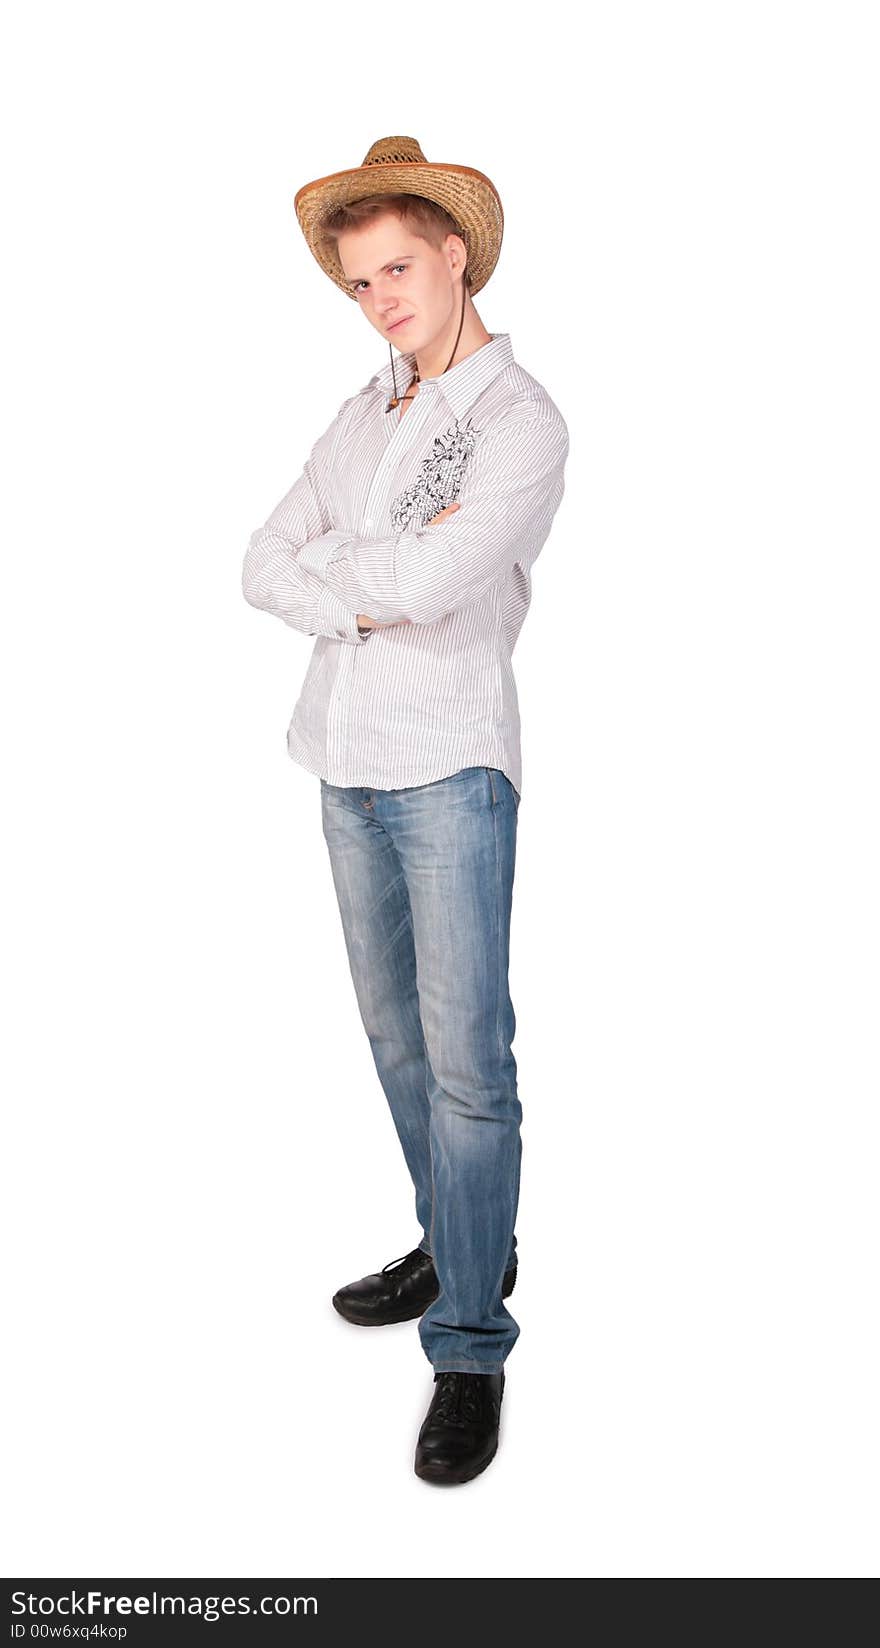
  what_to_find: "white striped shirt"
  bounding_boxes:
[242,332,569,798]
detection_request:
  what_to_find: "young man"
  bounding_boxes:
[242,136,569,1485]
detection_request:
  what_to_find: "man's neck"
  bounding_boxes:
[414,318,493,384]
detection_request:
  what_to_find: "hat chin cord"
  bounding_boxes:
[385,275,468,414]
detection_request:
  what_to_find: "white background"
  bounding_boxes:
[2,0,877,1580]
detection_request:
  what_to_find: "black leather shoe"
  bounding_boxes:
[332,1246,517,1327]
[414,1369,505,1485]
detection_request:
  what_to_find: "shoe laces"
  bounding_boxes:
[381,1247,431,1278]
[430,1372,483,1428]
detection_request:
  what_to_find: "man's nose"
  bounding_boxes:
[375,284,399,311]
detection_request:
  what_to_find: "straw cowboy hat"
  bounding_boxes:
[294,135,504,301]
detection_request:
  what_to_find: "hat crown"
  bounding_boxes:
[361,136,427,168]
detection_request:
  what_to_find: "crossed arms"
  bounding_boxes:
[242,403,568,638]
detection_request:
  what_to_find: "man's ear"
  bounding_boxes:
[446,229,468,283]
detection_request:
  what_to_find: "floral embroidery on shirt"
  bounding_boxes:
[389,417,480,531]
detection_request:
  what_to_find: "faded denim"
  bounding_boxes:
[320,764,522,1374]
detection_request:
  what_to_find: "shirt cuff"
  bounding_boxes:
[298,530,357,578]
[316,583,370,643]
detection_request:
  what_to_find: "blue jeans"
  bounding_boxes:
[319,765,522,1375]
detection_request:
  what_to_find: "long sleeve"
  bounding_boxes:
[242,403,371,645]
[294,409,569,627]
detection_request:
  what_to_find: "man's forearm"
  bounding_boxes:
[242,529,369,643]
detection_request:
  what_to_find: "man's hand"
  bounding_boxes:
[357,503,461,629]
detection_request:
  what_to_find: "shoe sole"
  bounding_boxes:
[332,1267,517,1328]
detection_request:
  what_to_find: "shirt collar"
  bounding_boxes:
[366,332,514,422]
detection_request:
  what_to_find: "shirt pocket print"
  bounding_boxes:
[389,417,480,531]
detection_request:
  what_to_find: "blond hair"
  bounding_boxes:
[320,192,472,288]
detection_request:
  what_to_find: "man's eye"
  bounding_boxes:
[353,264,408,294]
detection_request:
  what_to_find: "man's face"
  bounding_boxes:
[336,213,462,348]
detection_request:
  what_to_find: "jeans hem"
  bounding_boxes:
[429,1358,507,1375]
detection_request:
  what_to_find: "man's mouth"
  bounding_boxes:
[387,315,413,332]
